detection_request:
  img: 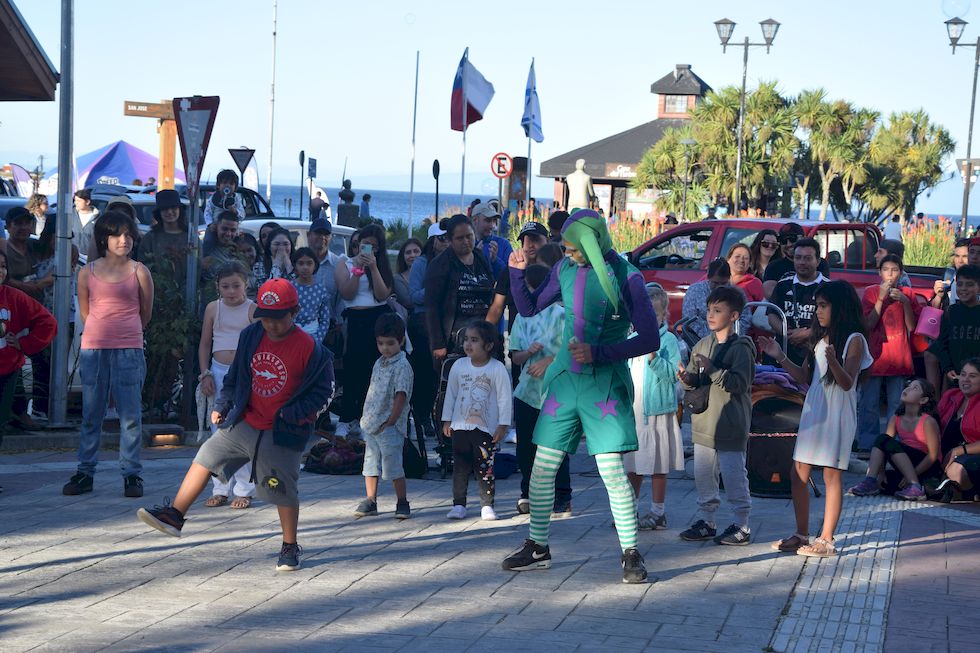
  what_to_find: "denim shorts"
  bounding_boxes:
[362,426,405,480]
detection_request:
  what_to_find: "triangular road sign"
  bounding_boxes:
[172,96,220,198]
[229,147,255,176]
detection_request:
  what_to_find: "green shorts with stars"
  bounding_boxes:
[194,420,302,507]
[532,370,638,456]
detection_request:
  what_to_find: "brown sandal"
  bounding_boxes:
[797,537,837,558]
[204,495,228,507]
[771,534,808,553]
[230,496,252,509]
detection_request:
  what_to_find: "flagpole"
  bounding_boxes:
[409,49,419,239]
[460,47,468,209]
[526,136,532,211]
[265,0,277,201]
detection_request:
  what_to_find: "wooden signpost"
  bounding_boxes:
[123,100,177,189]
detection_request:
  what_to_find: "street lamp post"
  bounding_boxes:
[680,138,696,221]
[714,17,780,217]
[946,16,980,236]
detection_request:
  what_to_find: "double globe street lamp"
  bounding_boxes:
[945,16,980,236]
[714,17,780,217]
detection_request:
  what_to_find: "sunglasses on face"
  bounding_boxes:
[436,235,448,242]
[761,241,779,249]
[778,234,800,245]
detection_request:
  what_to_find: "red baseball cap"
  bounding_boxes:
[253,278,299,318]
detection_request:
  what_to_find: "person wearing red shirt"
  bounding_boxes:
[138,279,334,572]
[0,249,56,438]
[727,243,764,303]
[933,358,980,501]
[856,255,921,450]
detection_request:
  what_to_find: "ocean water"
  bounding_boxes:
[264,184,504,226]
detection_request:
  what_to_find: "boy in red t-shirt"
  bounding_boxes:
[138,279,334,571]
[0,249,57,439]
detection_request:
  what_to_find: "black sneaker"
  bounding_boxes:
[516,498,530,514]
[354,498,378,517]
[714,523,751,546]
[621,547,648,584]
[124,475,144,498]
[502,539,552,571]
[276,542,303,571]
[137,500,185,537]
[62,472,93,496]
[679,520,717,541]
[395,499,411,520]
[552,500,573,518]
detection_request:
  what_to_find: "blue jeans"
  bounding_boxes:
[77,348,146,477]
[856,375,904,450]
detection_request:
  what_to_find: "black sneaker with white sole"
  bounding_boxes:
[124,475,144,498]
[395,499,411,519]
[63,472,93,496]
[621,547,648,584]
[502,539,552,571]
[679,519,717,541]
[276,542,303,571]
[137,501,185,537]
[714,523,751,546]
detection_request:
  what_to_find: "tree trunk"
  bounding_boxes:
[818,167,832,221]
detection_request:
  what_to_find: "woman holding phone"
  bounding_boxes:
[334,224,394,438]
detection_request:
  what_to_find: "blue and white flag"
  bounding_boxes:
[521,59,543,143]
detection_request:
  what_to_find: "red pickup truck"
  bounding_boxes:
[626,218,943,320]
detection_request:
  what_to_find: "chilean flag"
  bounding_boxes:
[451,48,495,131]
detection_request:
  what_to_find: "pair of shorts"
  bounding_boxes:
[362,426,405,480]
[532,370,638,456]
[194,420,302,507]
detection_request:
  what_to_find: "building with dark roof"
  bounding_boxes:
[540,64,710,217]
[0,0,58,101]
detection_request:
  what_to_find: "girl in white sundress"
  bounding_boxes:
[762,281,873,559]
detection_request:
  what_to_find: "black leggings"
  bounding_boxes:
[341,305,391,423]
[873,433,941,480]
[452,428,495,507]
[407,313,436,429]
[515,398,572,502]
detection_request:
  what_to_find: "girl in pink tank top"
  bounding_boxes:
[197,261,256,507]
[847,378,941,501]
[67,212,154,498]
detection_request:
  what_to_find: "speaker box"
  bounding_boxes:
[747,432,797,498]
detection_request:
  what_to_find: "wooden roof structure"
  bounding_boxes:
[0,0,58,101]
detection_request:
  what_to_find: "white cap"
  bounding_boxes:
[427,223,446,238]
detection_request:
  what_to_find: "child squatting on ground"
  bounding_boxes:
[764,281,873,558]
[442,320,513,521]
[678,286,756,546]
[849,378,941,500]
[198,261,256,509]
[137,279,334,572]
[625,283,684,531]
[353,313,414,519]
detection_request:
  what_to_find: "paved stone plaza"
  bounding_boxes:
[0,442,976,652]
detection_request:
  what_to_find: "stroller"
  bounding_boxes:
[431,327,469,478]
[743,301,821,499]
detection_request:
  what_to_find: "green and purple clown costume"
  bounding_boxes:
[506,209,661,567]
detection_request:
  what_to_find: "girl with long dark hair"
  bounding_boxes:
[749,229,780,279]
[763,281,872,558]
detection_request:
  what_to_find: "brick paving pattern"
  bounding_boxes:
[1,443,976,652]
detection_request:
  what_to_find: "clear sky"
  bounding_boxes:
[3,0,980,214]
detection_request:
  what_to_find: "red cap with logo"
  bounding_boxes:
[253,278,299,317]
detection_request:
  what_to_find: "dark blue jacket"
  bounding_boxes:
[214,322,334,451]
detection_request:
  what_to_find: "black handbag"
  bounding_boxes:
[682,341,732,415]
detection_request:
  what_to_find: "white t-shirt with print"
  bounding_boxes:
[441,357,512,434]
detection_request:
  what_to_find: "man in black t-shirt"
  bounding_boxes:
[487,222,549,331]
[769,237,829,365]
[763,222,830,298]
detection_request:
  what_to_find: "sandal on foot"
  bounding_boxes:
[797,537,837,558]
[204,495,228,507]
[771,534,808,553]
[230,496,252,509]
